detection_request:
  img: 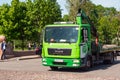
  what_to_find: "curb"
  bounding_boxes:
[6,55,41,61]
[18,55,41,60]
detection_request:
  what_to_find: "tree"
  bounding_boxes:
[7,0,28,50]
[66,0,96,22]
[66,0,80,22]
[98,16,111,43]
[0,4,10,38]
[66,0,120,45]
[110,17,120,45]
[98,15,120,44]
[0,0,62,50]
[62,15,69,21]
[26,0,62,43]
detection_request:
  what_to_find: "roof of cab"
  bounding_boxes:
[46,22,79,27]
[45,23,91,28]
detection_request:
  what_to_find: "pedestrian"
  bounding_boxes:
[0,35,7,60]
[33,42,36,49]
[28,42,31,50]
[1,40,7,60]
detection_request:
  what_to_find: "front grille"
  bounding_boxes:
[53,62,67,65]
[48,48,71,56]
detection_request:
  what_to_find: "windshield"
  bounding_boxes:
[45,26,79,43]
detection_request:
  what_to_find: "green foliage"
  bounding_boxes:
[0,0,62,50]
[98,16,111,43]
[66,0,120,45]
[26,0,62,42]
[1,0,120,47]
[62,15,69,21]
[0,4,10,36]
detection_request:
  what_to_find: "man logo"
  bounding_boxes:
[55,50,63,53]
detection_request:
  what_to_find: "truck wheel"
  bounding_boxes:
[103,53,114,64]
[117,52,120,56]
[82,57,91,71]
[110,54,114,64]
[50,66,58,71]
[86,58,91,68]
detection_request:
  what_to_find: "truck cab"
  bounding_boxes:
[42,9,118,71]
[42,18,92,70]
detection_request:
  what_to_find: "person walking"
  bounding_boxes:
[1,39,7,60]
[0,35,7,60]
[33,42,36,50]
[28,42,31,50]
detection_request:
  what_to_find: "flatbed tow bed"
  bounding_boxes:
[100,45,120,53]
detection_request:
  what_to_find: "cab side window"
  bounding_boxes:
[81,28,88,42]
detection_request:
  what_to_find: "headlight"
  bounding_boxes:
[43,62,47,65]
[73,60,79,63]
[42,58,46,61]
[73,64,79,66]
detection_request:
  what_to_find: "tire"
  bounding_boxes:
[82,57,92,71]
[103,53,114,64]
[86,58,91,68]
[117,52,120,56]
[50,66,58,71]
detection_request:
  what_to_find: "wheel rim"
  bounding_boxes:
[86,59,91,67]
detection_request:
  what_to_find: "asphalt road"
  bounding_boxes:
[0,56,120,80]
[0,58,48,72]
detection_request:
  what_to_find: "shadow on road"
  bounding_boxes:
[89,59,120,71]
[49,59,120,73]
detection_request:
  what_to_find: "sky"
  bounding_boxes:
[0,0,120,16]
[92,0,120,11]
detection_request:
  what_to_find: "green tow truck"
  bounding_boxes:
[42,9,118,70]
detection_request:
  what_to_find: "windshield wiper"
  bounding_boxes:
[66,41,72,44]
[59,41,71,44]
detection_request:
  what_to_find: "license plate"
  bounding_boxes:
[54,59,63,62]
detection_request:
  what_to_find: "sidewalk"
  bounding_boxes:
[0,50,41,61]
[0,55,41,62]
[17,55,41,60]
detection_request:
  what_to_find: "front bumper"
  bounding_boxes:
[42,58,82,68]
